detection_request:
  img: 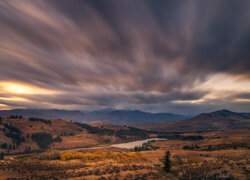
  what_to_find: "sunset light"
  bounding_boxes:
[0,82,55,95]
[0,82,37,94]
[0,1,249,179]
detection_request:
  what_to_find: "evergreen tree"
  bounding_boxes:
[0,152,4,160]
[164,150,171,172]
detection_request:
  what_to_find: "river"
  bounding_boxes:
[65,138,166,151]
[110,138,165,149]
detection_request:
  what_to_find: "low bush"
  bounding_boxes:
[187,158,201,164]
[29,118,51,125]
[35,150,61,160]
[60,151,146,163]
[53,136,62,143]
[183,144,200,150]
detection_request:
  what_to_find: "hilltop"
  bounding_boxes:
[0,116,153,154]
[0,108,187,125]
[133,109,250,132]
[83,109,187,125]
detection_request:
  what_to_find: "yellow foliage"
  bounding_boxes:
[60,151,147,163]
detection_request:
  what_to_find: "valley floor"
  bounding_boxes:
[0,128,249,179]
[0,148,249,179]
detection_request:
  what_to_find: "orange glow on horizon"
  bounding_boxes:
[234,99,250,102]
[0,96,30,101]
[0,81,55,95]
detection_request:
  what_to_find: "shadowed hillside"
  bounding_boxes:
[133,110,250,132]
[0,109,85,122]
[0,116,154,154]
[0,108,187,125]
[83,109,187,125]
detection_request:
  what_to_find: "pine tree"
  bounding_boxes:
[0,152,4,160]
[164,150,171,172]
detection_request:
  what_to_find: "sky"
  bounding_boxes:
[0,0,250,114]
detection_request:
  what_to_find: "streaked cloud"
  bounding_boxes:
[0,0,249,114]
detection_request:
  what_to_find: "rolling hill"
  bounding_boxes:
[133,109,250,132]
[0,116,153,154]
[0,108,187,125]
[83,109,187,125]
[0,109,85,122]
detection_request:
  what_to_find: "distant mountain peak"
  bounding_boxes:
[200,109,234,117]
[215,109,234,113]
[136,109,250,132]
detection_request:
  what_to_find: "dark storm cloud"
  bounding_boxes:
[0,0,250,113]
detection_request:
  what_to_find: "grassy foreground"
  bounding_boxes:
[0,128,249,179]
[0,146,249,179]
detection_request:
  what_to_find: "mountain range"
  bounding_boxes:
[0,109,85,122]
[0,108,188,125]
[83,109,188,125]
[2,109,248,132]
[134,109,250,132]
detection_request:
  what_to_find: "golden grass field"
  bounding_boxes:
[0,128,249,179]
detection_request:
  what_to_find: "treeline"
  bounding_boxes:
[31,133,62,149]
[3,123,25,145]
[7,115,23,119]
[183,142,250,151]
[4,123,20,133]
[204,142,250,151]
[60,132,76,136]
[29,117,51,125]
[75,123,150,140]
[158,134,204,141]
[76,123,115,135]
[133,144,159,152]
[116,127,149,140]
[2,123,25,152]
[183,144,200,150]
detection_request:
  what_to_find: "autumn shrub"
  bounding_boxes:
[60,151,146,163]
[187,158,201,164]
[36,150,61,160]
[60,151,81,160]
[21,157,30,161]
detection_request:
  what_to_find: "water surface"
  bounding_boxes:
[111,138,166,149]
[64,138,166,152]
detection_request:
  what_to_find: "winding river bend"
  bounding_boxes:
[66,138,166,151]
[111,138,165,149]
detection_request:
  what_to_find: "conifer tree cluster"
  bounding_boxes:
[164,150,171,172]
